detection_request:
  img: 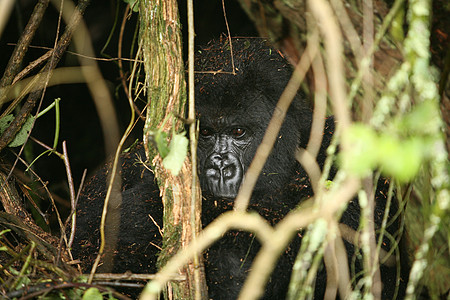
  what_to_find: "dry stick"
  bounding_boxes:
[334,223,353,299]
[187,0,207,299]
[323,224,339,300]
[10,140,76,267]
[68,169,87,248]
[2,66,94,106]
[306,38,327,160]
[362,2,381,297]
[0,0,15,37]
[0,0,91,153]
[222,0,235,75]
[118,4,144,119]
[12,50,53,86]
[8,153,65,245]
[307,0,350,133]
[88,35,143,284]
[9,44,143,63]
[45,0,122,279]
[362,0,375,121]
[141,211,274,300]
[329,0,363,65]
[0,0,50,107]
[238,177,360,300]
[0,211,57,260]
[91,273,185,282]
[57,141,78,264]
[296,32,324,194]
[307,1,361,299]
[59,0,120,156]
[307,33,351,299]
[233,40,317,212]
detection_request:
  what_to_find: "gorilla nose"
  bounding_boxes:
[205,160,238,181]
[203,153,244,198]
[222,164,236,179]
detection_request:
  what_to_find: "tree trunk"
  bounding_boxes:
[139,0,207,299]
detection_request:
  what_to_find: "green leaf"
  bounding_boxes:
[398,100,440,134]
[9,115,35,147]
[0,115,14,134]
[149,129,169,158]
[123,0,139,12]
[163,132,188,176]
[82,287,103,300]
[341,124,379,176]
[379,136,423,182]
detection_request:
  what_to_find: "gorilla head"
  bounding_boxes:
[73,38,407,300]
[194,39,312,198]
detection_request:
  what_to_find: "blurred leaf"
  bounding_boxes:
[396,100,440,134]
[163,132,188,176]
[378,135,423,182]
[123,0,139,12]
[149,129,169,158]
[9,115,35,147]
[82,287,103,300]
[342,123,426,182]
[341,124,378,176]
[0,114,14,134]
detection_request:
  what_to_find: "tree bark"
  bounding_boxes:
[139,0,207,299]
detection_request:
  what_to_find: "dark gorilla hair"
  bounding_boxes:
[72,38,408,299]
[194,39,312,200]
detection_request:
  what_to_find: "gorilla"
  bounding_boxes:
[72,38,408,299]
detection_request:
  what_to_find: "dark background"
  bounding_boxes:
[0,0,257,223]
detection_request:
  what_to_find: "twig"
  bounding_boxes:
[88,33,143,285]
[234,39,317,211]
[187,0,208,298]
[0,0,92,152]
[0,0,50,106]
[91,272,185,281]
[307,0,350,133]
[222,0,236,75]
[141,211,274,300]
[68,168,87,248]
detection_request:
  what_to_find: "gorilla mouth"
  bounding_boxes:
[203,154,243,198]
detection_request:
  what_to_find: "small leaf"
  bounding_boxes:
[9,116,35,147]
[0,115,14,134]
[379,136,423,182]
[163,132,188,176]
[123,0,139,12]
[341,124,379,176]
[398,100,440,134]
[82,287,103,300]
[149,129,169,158]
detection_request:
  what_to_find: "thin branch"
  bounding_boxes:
[0,0,91,152]
[187,0,207,298]
[0,0,50,106]
[222,0,236,75]
[234,40,317,211]
[307,0,350,133]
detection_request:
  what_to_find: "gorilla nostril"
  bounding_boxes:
[210,154,224,168]
[206,168,220,180]
[222,164,236,179]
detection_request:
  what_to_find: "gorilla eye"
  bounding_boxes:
[232,128,246,138]
[200,127,213,137]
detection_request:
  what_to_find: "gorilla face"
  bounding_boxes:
[196,90,273,198]
[197,124,249,198]
[194,39,312,199]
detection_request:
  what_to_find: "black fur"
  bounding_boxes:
[73,38,407,299]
